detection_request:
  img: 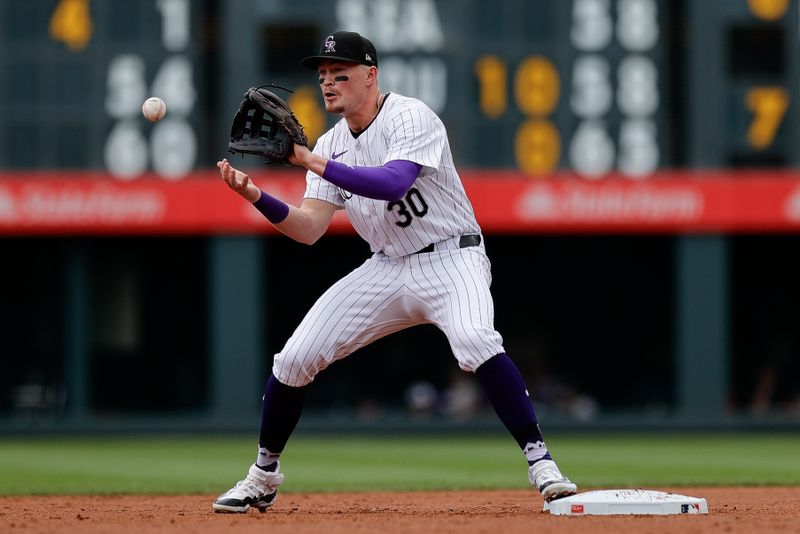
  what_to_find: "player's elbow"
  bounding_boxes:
[287,200,335,245]
[280,224,325,245]
[296,232,321,246]
[297,226,327,245]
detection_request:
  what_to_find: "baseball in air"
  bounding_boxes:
[142,97,167,122]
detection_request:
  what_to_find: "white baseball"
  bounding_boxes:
[142,97,167,122]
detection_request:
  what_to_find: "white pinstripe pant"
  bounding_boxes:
[273,240,505,387]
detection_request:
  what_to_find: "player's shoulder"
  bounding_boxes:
[382,93,440,126]
[383,92,434,114]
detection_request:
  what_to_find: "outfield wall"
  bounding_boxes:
[2,0,800,432]
[2,171,799,432]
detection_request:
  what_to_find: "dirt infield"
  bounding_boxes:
[1,487,798,534]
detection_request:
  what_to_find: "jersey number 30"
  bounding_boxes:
[387,188,429,227]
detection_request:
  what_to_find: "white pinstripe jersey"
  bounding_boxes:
[304,93,481,258]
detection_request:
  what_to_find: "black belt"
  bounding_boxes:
[415,234,481,254]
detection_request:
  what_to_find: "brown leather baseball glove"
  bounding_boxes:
[228,84,308,164]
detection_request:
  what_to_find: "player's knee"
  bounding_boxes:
[457,359,480,373]
[449,331,502,373]
[452,346,496,373]
[272,352,320,387]
[460,350,499,372]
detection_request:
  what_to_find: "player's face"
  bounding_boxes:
[317,60,371,114]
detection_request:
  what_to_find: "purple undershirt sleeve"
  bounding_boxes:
[322,159,422,201]
[253,190,290,224]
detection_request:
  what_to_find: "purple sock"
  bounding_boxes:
[475,353,552,464]
[258,373,307,460]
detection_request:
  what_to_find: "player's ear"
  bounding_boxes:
[366,66,378,85]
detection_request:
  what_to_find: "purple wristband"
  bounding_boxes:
[253,190,290,224]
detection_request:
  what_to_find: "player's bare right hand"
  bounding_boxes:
[217,158,260,203]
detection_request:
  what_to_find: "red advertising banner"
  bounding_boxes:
[1,170,800,235]
[472,170,800,234]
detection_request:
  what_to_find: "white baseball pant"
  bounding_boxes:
[273,238,505,387]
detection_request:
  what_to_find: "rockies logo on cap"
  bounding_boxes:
[301,31,378,69]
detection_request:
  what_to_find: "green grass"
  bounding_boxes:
[0,433,798,495]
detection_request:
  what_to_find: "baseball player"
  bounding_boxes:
[213,30,577,513]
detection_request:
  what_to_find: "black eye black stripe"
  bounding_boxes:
[319,75,350,84]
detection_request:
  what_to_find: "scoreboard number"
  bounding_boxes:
[571,55,612,119]
[745,87,789,150]
[569,0,661,179]
[156,0,191,51]
[747,0,789,21]
[475,56,508,119]
[515,57,560,116]
[103,0,198,180]
[617,0,659,51]
[475,55,562,176]
[49,0,93,51]
[515,120,561,176]
[473,0,663,178]
[571,0,613,51]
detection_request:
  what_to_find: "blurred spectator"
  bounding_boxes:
[503,332,599,422]
[748,340,800,416]
[439,371,482,420]
[404,380,438,418]
[356,397,384,422]
[533,374,599,422]
[11,383,66,425]
[404,373,484,420]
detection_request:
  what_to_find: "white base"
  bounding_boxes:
[543,489,708,516]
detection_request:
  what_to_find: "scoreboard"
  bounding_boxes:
[688,0,800,168]
[0,0,798,179]
[227,0,673,177]
[0,0,210,178]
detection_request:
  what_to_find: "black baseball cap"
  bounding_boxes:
[301,31,378,70]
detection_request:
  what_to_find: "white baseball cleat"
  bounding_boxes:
[213,463,285,513]
[528,459,577,502]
